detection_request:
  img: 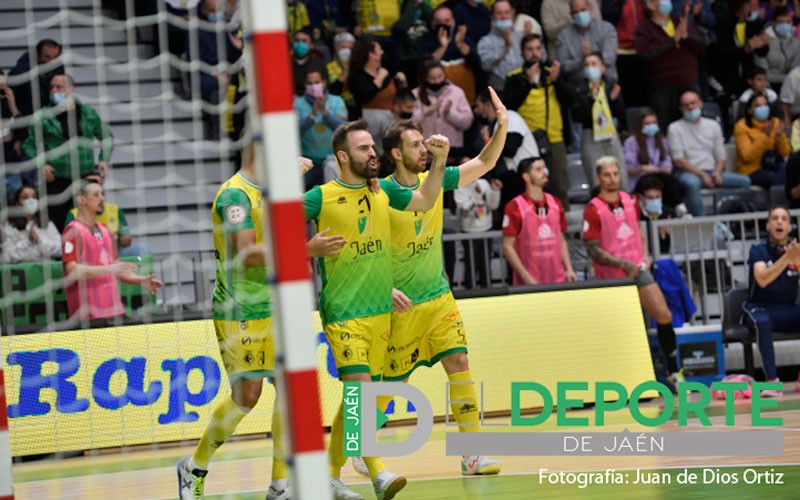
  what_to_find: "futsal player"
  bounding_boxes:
[357,87,509,476]
[304,119,451,500]
[177,147,316,500]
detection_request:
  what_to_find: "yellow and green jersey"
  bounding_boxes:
[305,179,411,324]
[211,172,270,321]
[380,167,460,304]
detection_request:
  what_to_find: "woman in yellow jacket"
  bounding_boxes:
[734,93,791,189]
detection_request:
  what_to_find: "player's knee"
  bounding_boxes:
[655,308,672,326]
[442,352,469,373]
[233,381,263,410]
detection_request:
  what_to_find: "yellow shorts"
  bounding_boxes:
[213,318,275,381]
[383,292,468,381]
[324,313,391,380]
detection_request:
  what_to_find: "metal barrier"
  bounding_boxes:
[4,210,798,334]
[648,209,800,325]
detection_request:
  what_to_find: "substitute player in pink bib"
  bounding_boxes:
[587,189,644,280]
[582,156,682,387]
[502,157,577,285]
[62,179,162,321]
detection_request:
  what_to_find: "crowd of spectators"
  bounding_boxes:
[4,0,800,331]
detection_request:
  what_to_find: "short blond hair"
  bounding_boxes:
[595,156,619,176]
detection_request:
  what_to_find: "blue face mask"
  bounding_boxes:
[775,23,793,38]
[643,198,663,216]
[207,13,220,22]
[293,41,310,58]
[494,19,513,32]
[642,123,660,136]
[573,11,591,28]
[753,104,771,121]
[748,11,759,22]
[683,108,702,122]
[50,92,66,105]
[658,0,673,16]
[583,66,602,82]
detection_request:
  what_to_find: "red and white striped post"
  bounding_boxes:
[242,2,330,499]
[0,340,15,500]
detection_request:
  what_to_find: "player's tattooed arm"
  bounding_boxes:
[585,240,636,273]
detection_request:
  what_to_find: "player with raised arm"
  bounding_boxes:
[357,87,509,476]
[304,119,450,500]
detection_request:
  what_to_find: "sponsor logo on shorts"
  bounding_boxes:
[244,351,254,366]
[343,348,353,360]
[387,345,396,353]
[357,348,368,361]
[443,310,459,322]
[341,332,350,341]
[241,336,252,345]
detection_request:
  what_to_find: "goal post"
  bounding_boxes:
[242,1,330,498]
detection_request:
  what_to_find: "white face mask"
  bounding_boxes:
[22,197,39,215]
[337,48,351,63]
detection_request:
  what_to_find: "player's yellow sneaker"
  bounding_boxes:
[177,457,207,499]
[461,455,501,475]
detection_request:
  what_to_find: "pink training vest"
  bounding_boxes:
[65,221,125,320]
[512,193,566,285]
[588,193,644,280]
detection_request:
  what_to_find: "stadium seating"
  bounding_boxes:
[0,0,226,310]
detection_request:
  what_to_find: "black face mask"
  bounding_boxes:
[523,59,539,69]
[399,111,413,120]
[427,81,447,92]
[433,24,453,38]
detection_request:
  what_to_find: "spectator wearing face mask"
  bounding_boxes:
[556,0,619,89]
[411,57,474,159]
[755,6,800,94]
[22,74,114,231]
[636,175,675,255]
[291,28,327,97]
[635,0,709,132]
[422,5,482,104]
[294,69,348,189]
[0,184,62,264]
[541,0,602,60]
[624,107,688,216]
[327,32,357,118]
[569,52,626,190]
[734,92,791,189]
[477,0,525,91]
[392,89,417,122]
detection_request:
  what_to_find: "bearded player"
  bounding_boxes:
[355,87,509,476]
[305,119,451,499]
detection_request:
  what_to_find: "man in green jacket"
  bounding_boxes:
[22,74,113,230]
